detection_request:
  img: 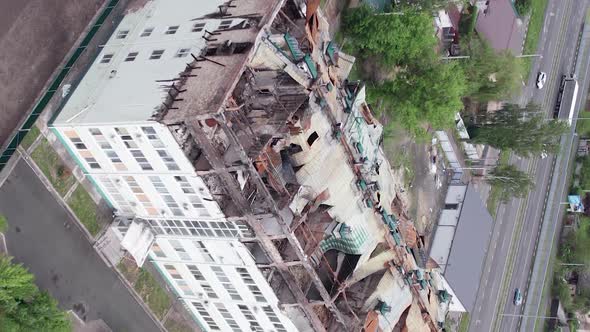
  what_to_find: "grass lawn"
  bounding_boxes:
[521,0,549,76]
[118,260,140,283]
[20,126,41,151]
[67,186,100,236]
[486,151,511,217]
[134,268,171,320]
[30,138,76,197]
[458,313,470,332]
[577,109,590,137]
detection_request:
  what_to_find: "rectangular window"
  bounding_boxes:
[70,138,87,150]
[100,53,114,64]
[169,240,190,260]
[236,267,266,302]
[192,302,220,331]
[175,48,191,58]
[263,306,287,332]
[115,128,153,170]
[192,22,206,32]
[145,218,249,239]
[141,127,179,170]
[186,265,218,298]
[176,279,194,296]
[187,264,204,281]
[238,305,264,332]
[141,127,156,135]
[140,27,154,37]
[193,241,214,263]
[211,266,242,300]
[125,52,139,62]
[116,30,129,39]
[150,177,184,216]
[215,303,241,332]
[151,243,166,258]
[164,264,181,279]
[90,128,125,169]
[89,128,101,136]
[174,176,210,216]
[99,176,133,214]
[165,25,179,35]
[67,133,101,169]
[218,20,232,30]
[149,49,165,60]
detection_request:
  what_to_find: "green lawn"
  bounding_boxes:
[522,0,549,76]
[458,313,470,332]
[30,138,76,197]
[577,109,590,137]
[134,269,171,320]
[67,186,100,236]
[20,126,41,151]
[486,151,511,217]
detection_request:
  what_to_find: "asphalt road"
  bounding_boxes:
[469,1,589,331]
[0,160,159,332]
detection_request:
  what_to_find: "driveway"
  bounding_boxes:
[0,160,159,332]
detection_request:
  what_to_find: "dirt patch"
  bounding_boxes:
[0,0,102,146]
[322,0,350,37]
[381,124,447,241]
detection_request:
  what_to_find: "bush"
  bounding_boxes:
[56,165,71,180]
[514,0,532,16]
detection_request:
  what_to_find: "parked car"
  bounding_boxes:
[514,288,523,306]
[537,71,547,89]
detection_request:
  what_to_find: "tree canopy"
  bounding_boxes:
[0,256,70,331]
[468,103,569,157]
[461,37,523,102]
[371,61,467,136]
[484,164,534,200]
[342,6,437,67]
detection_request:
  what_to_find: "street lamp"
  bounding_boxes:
[499,313,577,321]
[442,54,543,60]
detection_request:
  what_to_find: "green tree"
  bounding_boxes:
[514,0,532,16]
[0,257,70,331]
[468,103,569,157]
[371,61,467,136]
[342,6,437,67]
[461,37,523,102]
[484,164,534,200]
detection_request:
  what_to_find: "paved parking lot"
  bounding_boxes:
[0,160,159,332]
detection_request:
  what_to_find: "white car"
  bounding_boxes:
[541,151,548,159]
[514,288,523,306]
[536,71,547,89]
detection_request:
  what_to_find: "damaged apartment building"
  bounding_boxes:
[50,0,452,331]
